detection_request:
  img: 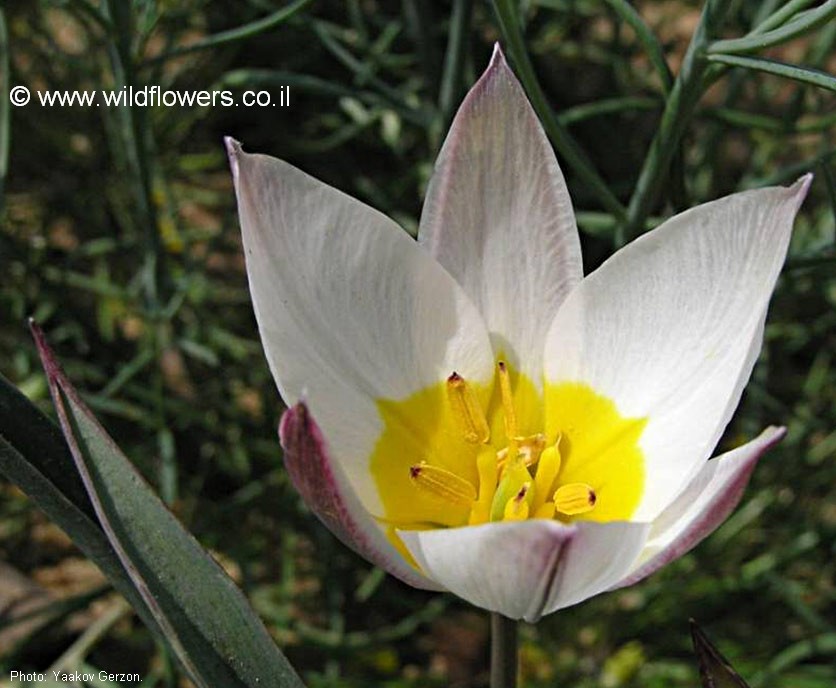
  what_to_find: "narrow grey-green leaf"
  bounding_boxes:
[709,0,836,55]
[751,0,817,35]
[0,375,164,642]
[144,0,313,65]
[32,324,305,688]
[490,0,628,221]
[691,619,751,688]
[707,54,836,92]
[603,0,673,94]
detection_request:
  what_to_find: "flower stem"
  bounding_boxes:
[490,612,518,688]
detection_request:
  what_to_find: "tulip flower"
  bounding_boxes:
[226,46,809,623]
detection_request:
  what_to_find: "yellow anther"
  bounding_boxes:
[503,483,531,521]
[531,440,562,513]
[469,448,499,525]
[554,483,597,516]
[497,361,518,457]
[409,462,477,507]
[447,372,490,444]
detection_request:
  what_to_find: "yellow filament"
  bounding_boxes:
[534,502,556,519]
[554,483,597,516]
[531,442,562,512]
[497,361,518,457]
[503,483,531,521]
[469,448,499,525]
[446,372,490,444]
[409,462,477,507]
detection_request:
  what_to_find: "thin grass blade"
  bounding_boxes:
[707,54,836,92]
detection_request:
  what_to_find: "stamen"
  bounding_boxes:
[531,439,562,513]
[409,462,477,507]
[447,372,490,444]
[554,483,597,516]
[469,448,499,525]
[497,361,518,456]
[503,483,531,521]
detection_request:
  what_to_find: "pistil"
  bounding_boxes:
[490,458,532,522]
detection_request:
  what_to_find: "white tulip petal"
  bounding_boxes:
[228,140,495,515]
[544,177,810,520]
[399,519,649,622]
[280,403,442,590]
[539,520,651,614]
[399,521,574,622]
[612,426,784,590]
[418,45,582,385]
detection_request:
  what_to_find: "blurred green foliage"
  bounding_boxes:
[0,0,834,686]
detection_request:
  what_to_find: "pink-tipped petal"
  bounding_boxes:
[399,519,649,622]
[280,403,442,591]
[418,46,582,386]
[228,141,494,518]
[544,177,810,520]
[399,520,575,622]
[540,520,651,614]
[611,426,785,590]
[225,136,241,181]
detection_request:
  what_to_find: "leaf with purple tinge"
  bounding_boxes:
[691,619,751,688]
[30,321,305,688]
[0,371,166,644]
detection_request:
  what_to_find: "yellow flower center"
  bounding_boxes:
[370,361,647,548]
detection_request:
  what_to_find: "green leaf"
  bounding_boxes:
[709,0,836,55]
[691,619,751,688]
[751,0,818,35]
[706,54,836,92]
[143,0,313,65]
[30,323,305,688]
[602,0,674,94]
[0,376,166,643]
[490,0,628,221]
[438,0,473,123]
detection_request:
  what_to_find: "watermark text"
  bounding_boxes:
[9,84,289,109]
[9,669,142,683]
